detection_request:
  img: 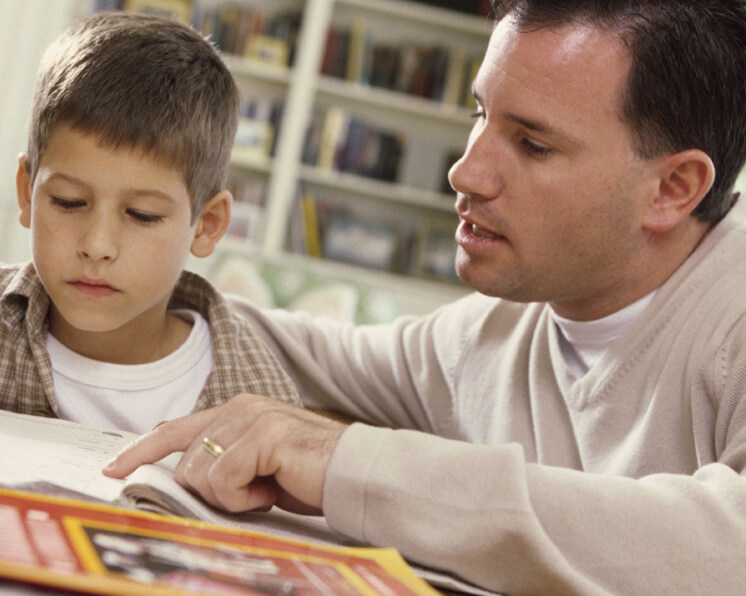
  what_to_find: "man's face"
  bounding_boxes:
[17,124,198,359]
[449,19,661,320]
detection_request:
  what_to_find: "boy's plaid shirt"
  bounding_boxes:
[0,262,300,417]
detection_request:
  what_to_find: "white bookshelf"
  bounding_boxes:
[203,0,493,320]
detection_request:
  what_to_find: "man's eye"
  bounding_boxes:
[471,108,486,120]
[520,138,553,157]
[127,209,164,224]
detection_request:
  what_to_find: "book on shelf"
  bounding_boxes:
[320,26,351,79]
[416,217,460,281]
[304,107,405,184]
[287,191,327,260]
[460,56,483,109]
[442,46,468,106]
[300,193,323,258]
[245,35,290,66]
[233,118,274,162]
[406,0,492,15]
[320,21,479,107]
[0,410,494,596]
[122,0,192,22]
[439,149,463,194]
[289,194,418,276]
[194,5,301,66]
[346,19,370,84]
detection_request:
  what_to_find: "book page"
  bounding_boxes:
[0,411,137,503]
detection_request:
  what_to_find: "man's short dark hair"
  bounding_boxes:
[491,0,746,222]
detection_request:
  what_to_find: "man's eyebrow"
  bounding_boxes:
[505,114,585,148]
[472,84,586,149]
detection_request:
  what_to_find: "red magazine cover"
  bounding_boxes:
[0,488,439,596]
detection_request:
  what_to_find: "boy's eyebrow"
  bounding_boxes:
[43,172,89,188]
[43,172,177,203]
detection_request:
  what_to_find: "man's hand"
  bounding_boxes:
[103,394,348,515]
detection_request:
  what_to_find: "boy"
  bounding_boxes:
[0,11,300,433]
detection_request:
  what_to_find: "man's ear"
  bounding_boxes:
[642,149,715,234]
[190,189,232,258]
[16,155,32,229]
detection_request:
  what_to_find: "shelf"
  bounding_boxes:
[230,153,273,175]
[206,0,480,318]
[222,54,292,86]
[299,165,455,214]
[316,75,475,129]
[263,250,470,313]
[336,0,492,36]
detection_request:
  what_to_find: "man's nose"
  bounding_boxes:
[448,125,504,201]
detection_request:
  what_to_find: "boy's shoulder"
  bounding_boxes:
[0,262,50,336]
[0,262,39,298]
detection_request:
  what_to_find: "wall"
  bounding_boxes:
[0,0,79,264]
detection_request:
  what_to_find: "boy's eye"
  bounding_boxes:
[52,197,85,210]
[520,137,553,158]
[471,107,486,120]
[126,209,164,224]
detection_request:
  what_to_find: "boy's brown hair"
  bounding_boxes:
[26,11,240,220]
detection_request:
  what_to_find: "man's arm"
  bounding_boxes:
[106,398,746,595]
[224,293,481,435]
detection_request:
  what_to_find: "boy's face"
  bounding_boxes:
[16,124,217,359]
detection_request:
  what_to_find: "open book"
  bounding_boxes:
[0,410,497,596]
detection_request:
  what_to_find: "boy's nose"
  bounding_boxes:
[78,216,119,261]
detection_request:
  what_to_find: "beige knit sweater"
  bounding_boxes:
[230,213,746,595]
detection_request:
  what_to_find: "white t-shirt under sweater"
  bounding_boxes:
[47,310,213,434]
[552,290,656,376]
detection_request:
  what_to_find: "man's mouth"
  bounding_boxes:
[470,223,502,240]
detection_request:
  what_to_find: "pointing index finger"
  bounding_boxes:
[102,408,217,478]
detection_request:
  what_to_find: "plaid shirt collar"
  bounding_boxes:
[0,262,299,417]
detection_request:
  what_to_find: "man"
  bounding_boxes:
[106,1,746,594]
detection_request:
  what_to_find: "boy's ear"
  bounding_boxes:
[16,155,32,229]
[641,149,715,234]
[190,189,232,258]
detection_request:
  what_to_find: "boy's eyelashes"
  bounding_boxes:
[51,196,85,210]
[126,209,164,224]
[50,196,164,224]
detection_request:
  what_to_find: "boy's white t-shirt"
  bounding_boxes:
[46,310,214,434]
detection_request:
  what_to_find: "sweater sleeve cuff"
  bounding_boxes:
[322,423,393,542]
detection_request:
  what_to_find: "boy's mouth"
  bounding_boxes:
[69,277,120,297]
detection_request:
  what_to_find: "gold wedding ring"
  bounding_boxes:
[201,436,225,458]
